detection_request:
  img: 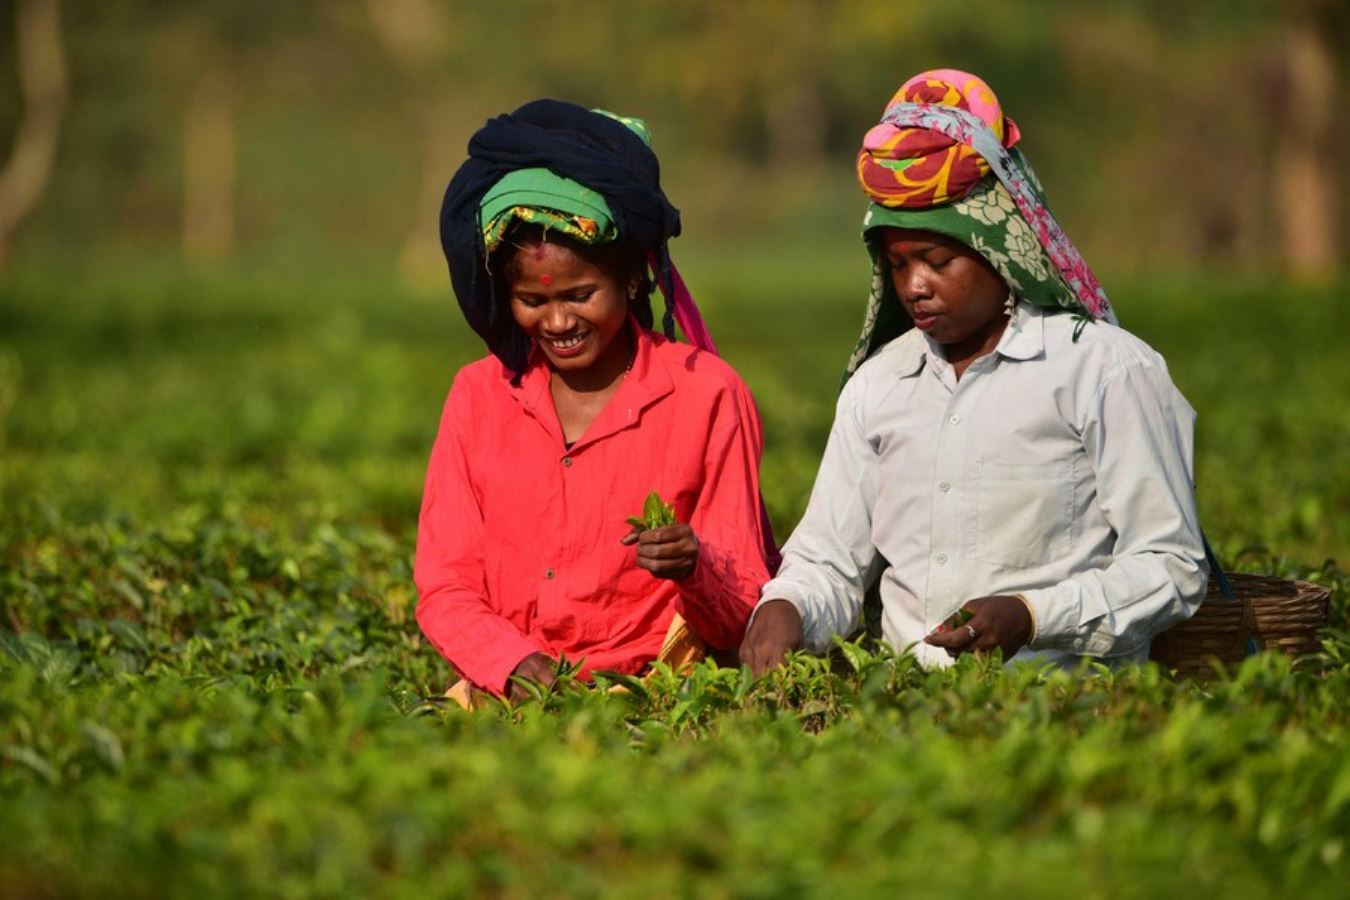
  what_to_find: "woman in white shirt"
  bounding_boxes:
[740,69,1206,672]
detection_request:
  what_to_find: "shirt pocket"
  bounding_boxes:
[533,553,608,648]
[975,459,1076,570]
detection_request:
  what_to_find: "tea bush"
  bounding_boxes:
[1,252,1346,897]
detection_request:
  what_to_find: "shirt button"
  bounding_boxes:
[939,481,951,493]
[544,568,555,579]
[949,414,961,425]
[562,456,572,467]
[935,553,948,565]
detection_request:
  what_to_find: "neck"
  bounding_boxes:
[943,315,1009,379]
[553,323,635,394]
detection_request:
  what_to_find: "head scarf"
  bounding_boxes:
[847,69,1115,378]
[440,100,712,378]
[478,167,619,253]
[475,111,655,255]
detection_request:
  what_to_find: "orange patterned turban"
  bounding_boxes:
[856,68,1022,209]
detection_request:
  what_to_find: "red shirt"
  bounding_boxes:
[414,326,771,695]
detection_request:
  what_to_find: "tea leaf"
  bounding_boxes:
[80,721,125,774]
[642,491,663,526]
[629,491,678,530]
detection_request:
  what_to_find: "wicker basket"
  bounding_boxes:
[1149,572,1332,678]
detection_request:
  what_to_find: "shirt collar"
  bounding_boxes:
[890,301,1045,381]
[615,316,674,413]
[995,301,1045,362]
[889,336,928,380]
[506,317,674,450]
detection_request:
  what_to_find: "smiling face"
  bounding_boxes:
[878,226,1011,368]
[504,238,636,378]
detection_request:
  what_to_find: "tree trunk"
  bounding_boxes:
[0,0,68,269]
[1274,14,1339,278]
[182,57,237,266]
[366,0,447,64]
[366,0,453,287]
[399,101,466,289]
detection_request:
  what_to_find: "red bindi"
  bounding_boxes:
[539,273,553,285]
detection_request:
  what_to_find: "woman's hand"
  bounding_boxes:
[622,523,699,581]
[507,652,557,703]
[923,595,1033,660]
[738,599,804,676]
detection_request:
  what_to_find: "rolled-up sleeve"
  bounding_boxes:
[414,376,545,695]
[1021,360,1207,656]
[756,373,881,652]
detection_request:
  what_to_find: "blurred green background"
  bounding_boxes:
[2,4,1349,897]
[1,0,1347,277]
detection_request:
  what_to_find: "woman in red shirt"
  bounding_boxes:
[416,100,773,701]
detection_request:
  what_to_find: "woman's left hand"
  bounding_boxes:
[923,595,1033,660]
[622,523,699,581]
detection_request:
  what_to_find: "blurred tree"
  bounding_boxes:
[181,46,236,266]
[0,0,1341,274]
[365,0,454,287]
[669,1,832,170]
[1274,0,1342,279]
[170,1,317,266]
[0,0,67,269]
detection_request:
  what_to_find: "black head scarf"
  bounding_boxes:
[439,99,682,377]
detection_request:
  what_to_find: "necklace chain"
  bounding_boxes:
[621,329,636,376]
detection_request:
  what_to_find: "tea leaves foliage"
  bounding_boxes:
[1,257,1347,897]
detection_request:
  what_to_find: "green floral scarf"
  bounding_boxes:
[846,150,1088,378]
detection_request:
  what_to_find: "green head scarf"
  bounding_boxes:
[478,110,652,253]
[846,149,1085,377]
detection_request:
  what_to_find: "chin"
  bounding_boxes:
[930,328,965,345]
[927,320,976,344]
[543,349,598,370]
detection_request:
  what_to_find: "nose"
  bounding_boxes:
[893,264,931,303]
[541,302,576,335]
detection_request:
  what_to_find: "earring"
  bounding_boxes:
[1004,292,1015,317]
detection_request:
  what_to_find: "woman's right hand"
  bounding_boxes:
[622,522,700,581]
[507,652,557,703]
[738,600,804,676]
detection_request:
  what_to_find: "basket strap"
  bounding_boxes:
[1202,530,1259,656]
[1201,531,1236,600]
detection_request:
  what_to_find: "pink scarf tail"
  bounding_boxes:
[664,259,720,354]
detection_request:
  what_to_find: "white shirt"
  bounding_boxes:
[759,303,1207,667]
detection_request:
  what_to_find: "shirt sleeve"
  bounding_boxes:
[674,378,773,650]
[754,373,882,652]
[413,375,547,695]
[1020,359,1208,656]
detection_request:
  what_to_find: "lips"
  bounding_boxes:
[543,330,590,358]
[910,309,940,331]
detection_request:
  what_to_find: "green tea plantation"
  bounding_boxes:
[1,246,1347,898]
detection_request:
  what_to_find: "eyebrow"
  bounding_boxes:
[514,281,598,297]
[886,243,945,258]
